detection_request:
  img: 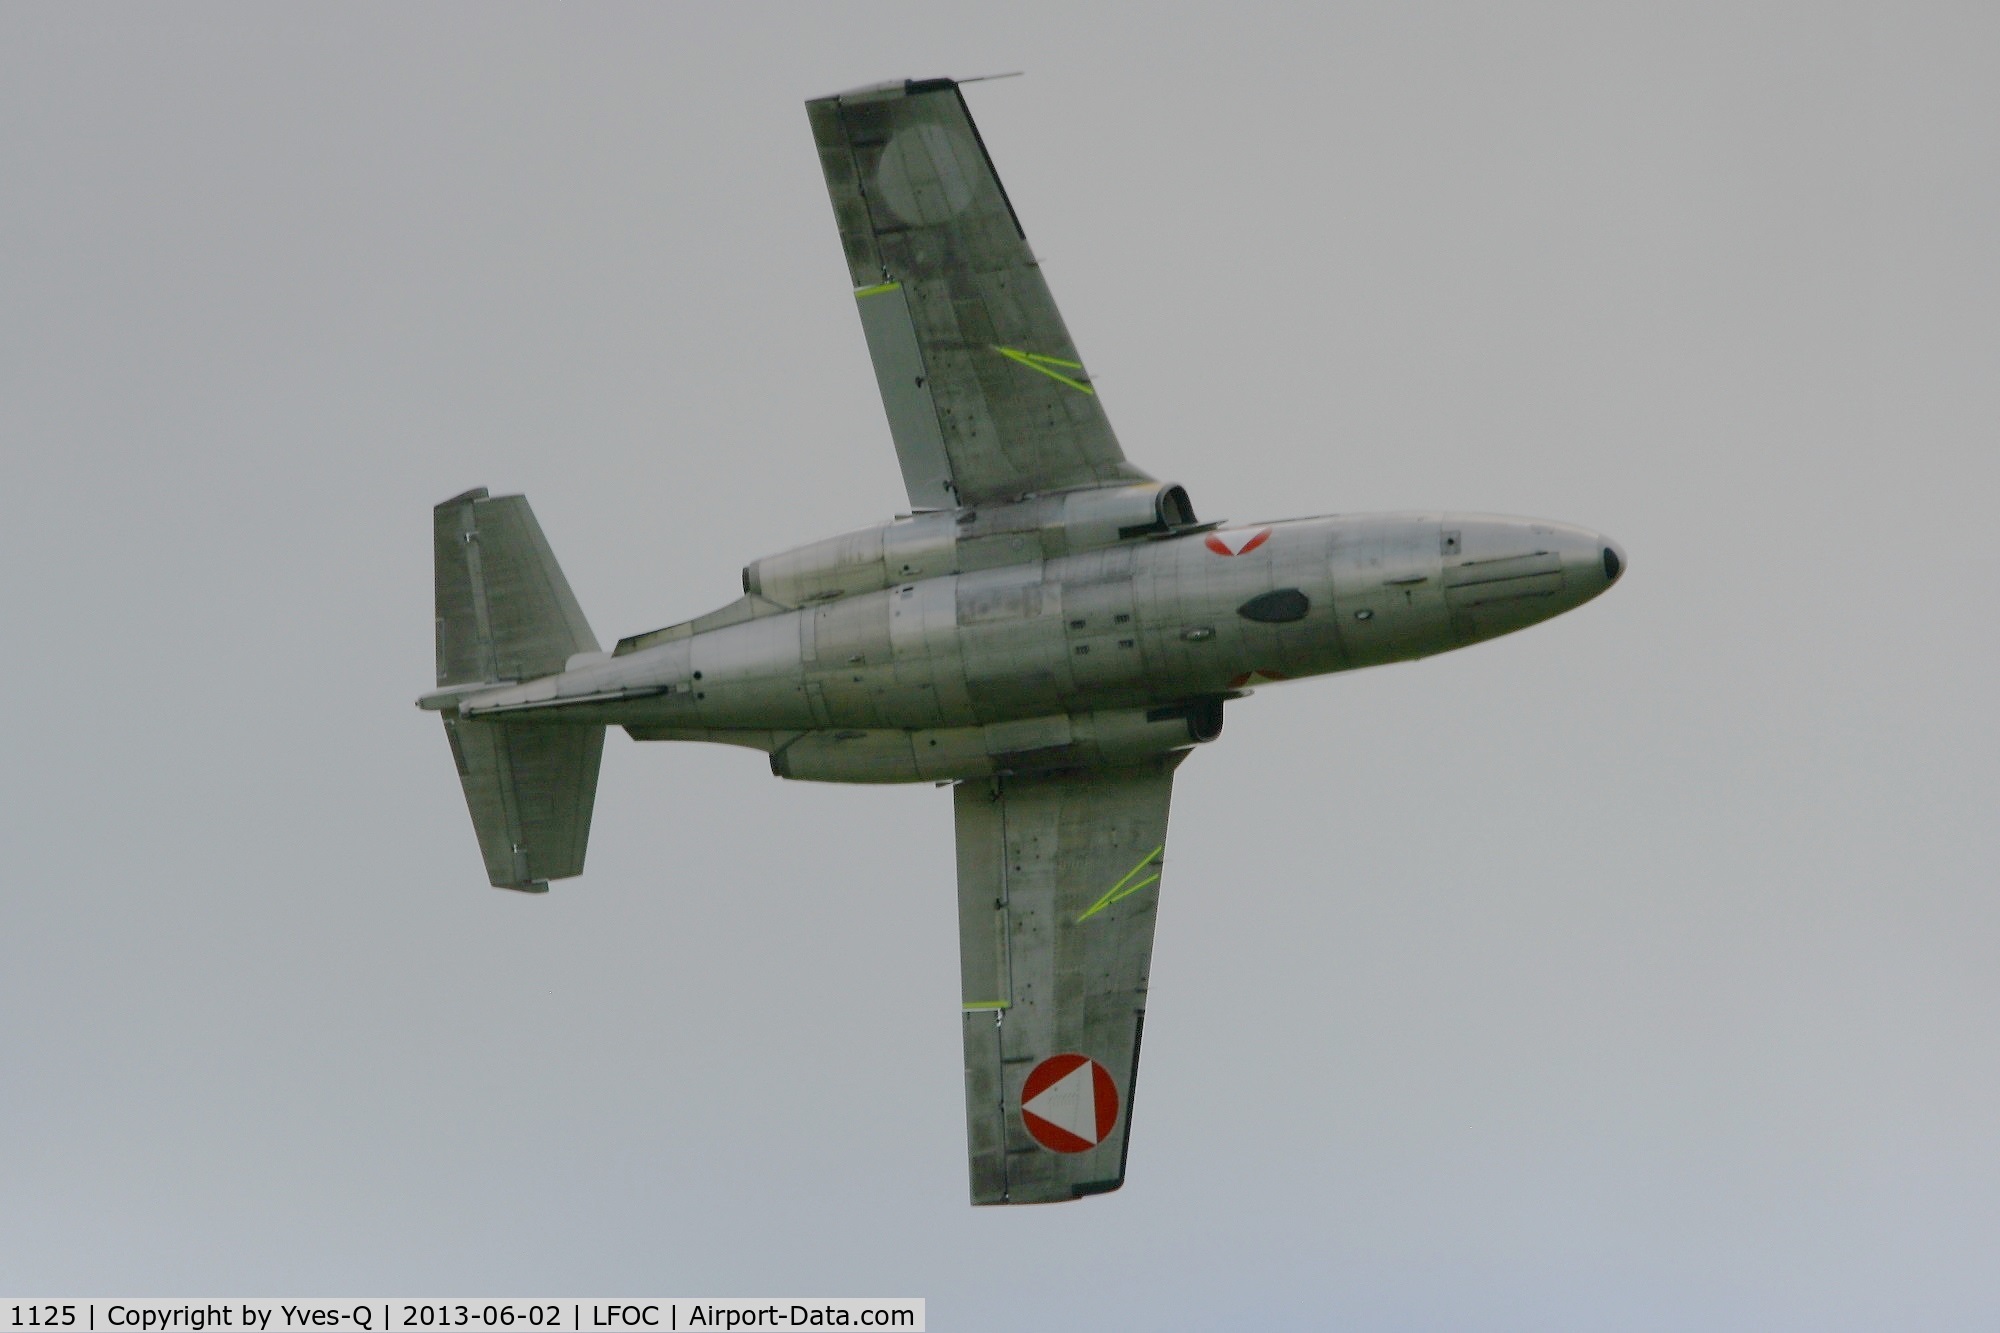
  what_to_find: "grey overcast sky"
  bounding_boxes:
[3,4,1996,1328]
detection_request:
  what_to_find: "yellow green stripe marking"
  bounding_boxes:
[962,1000,1010,1011]
[993,344,1095,395]
[854,282,901,298]
[1076,844,1165,923]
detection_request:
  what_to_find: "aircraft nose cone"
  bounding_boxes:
[1438,515,1619,643]
[1601,538,1625,584]
[1553,526,1625,607]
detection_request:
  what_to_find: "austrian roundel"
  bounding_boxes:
[1205,527,1271,557]
[1020,1053,1120,1153]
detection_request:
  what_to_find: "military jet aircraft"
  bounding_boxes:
[417,77,1625,1205]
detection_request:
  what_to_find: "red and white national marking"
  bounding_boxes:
[1204,527,1271,557]
[1020,1053,1120,1153]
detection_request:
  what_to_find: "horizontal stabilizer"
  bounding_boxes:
[431,488,604,891]
[441,715,604,891]
[434,488,598,687]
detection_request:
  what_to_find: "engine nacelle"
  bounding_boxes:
[1053,481,1197,550]
[770,701,1223,784]
[741,482,1198,609]
[741,510,958,608]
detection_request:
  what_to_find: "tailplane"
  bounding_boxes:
[430,488,605,892]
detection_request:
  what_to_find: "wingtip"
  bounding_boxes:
[812,77,952,105]
[812,73,1023,105]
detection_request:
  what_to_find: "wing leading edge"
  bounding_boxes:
[808,78,1149,509]
[955,755,1184,1203]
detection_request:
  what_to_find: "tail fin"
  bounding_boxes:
[432,488,605,892]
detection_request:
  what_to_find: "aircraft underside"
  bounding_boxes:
[417,77,1622,1204]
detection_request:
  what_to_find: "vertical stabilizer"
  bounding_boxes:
[431,488,605,892]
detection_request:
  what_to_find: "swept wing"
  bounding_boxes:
[955,756,1183,1203]
[808,79,1150,508]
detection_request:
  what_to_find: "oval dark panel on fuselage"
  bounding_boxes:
[1236,588,1310,623]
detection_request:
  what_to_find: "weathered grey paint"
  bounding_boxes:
[430,489,604,892]
[853,283,955,511]
[418,76,1627,1207]
[955,757,1182,1203]
[806,80,1148,506]
[445,511,1621,755]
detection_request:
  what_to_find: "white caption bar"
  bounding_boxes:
[3,1305,922,1333]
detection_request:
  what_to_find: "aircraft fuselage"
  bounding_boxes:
[442,510,1622,783]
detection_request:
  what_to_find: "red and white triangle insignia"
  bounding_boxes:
[1020,1053,1120,1154]
[1204,527,1271,557]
